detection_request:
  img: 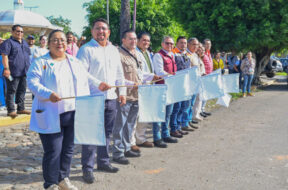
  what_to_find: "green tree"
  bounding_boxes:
[83,0,188,50]
[171,0,288,83]
[47,16,72,34]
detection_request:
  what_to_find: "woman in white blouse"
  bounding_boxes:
[27,30,110,190]
[34,35,49,58]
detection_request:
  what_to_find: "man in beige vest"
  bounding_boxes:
[112,30,160,165]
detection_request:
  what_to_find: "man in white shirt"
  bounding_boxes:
[77,18,126,183]
[129,32,155,152]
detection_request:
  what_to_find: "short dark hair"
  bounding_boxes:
[48,30,65,44]
[121,29,135,39]
[137,31,151,40]
[92,18,110,29]
[66,32,74,36]
[176,36,186,43]
[12,24,22,31]
[39,35,46,41]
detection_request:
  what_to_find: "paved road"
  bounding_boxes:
[0,82,287,190]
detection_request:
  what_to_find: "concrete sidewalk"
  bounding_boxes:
[0,89,31,127]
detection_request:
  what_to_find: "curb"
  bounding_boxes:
[0,115,30,127]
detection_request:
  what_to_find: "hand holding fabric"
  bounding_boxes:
[49,92,61,103]
[98,82,111,91]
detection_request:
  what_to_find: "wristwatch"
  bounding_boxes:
[4,68,9,70]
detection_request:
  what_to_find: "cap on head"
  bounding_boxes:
[27,35,35,40]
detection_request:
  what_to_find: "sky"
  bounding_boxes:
[0,0,92,36]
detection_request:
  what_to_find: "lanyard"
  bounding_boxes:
[120,46,140,68]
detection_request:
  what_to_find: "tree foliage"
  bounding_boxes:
[47,16,72,34]
[83,0,187,49]
[171,0,288,82]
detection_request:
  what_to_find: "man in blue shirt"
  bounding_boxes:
[0,24,31,117]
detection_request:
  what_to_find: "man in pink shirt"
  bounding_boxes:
[203,39,213,74]
[66,32,79,57]
[201,39,213,117]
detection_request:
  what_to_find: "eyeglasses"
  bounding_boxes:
[50,38,66,44]
[15,30,23,33]
[94,27,108,31]
[165,42,174,46]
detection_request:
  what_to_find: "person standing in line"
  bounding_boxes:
[193,43,206,122]
[186,37,201,127]
[241,51,255,97]
[77,18,127,183]
[169,36,192,138]
[0,25,31,118]
[130,32,155,153]
[152,36,179,148]
[201,39,213,118]
[112,30,159,165]
[66,32,79,57]
[27,29,110,190]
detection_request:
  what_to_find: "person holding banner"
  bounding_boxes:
[129,32,155,152]
[27,30,110,190]
[112,30,159,164]
[201,39,213,117]
[77,18,127,183]
[193,43,207,122]
[152,36,178,148]
[240,51,255,97]
[187,37,201,127]
[170,36,193,138]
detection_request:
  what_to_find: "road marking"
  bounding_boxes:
[144,168,164,174]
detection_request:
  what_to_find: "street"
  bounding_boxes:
[0,81,288,190]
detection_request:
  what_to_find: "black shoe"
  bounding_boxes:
[200,112,207,117]
[124,150,141,157]
[163,137,178,143]
[113,156,130,165]
[154,140,167,148]
[178,129,189,135]
[191,120,198,124]
[170,131,183,138]
[97,164,119,173]
[82,170,95,184]
[190,124,198,129]
[203,111,211,116]
[181,127,194,132]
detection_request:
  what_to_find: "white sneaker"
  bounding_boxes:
[194,116,203,122]
[47,184,60,190]
[58,178,78,190]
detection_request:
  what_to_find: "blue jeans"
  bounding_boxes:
[39,111,75,189]
[112,101,139,159]
[81,100,117,171]
[153,104,174,141]
[0,77,6,107]
[170,102,181,132]
[178,100,191,127]
[187,95,197,122]
[242,74,254,93]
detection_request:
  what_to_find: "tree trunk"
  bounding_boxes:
[120,0,131,40]
[253,48,273,85]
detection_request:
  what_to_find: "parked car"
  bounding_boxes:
[263,57,283,78]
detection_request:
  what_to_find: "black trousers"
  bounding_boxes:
[5,76,26,113]
[39,111,75,189]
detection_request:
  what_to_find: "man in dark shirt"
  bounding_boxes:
[0,24,31,117]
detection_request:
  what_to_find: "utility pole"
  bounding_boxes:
[106,0,109,24]
[132,0,136,31]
